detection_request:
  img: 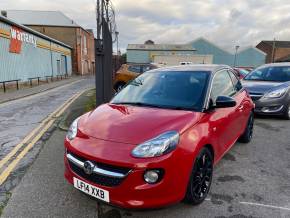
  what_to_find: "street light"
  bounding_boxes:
[234,45,240,67]
[115,31,119,55]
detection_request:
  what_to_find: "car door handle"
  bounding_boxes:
[238,105,244,111]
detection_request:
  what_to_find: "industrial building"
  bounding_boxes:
[127,42,210,65]
[0,14,72,83]
[256,40,290,63]
[5,10,95,75]
[190,38,266,68]
[127,38,266,68]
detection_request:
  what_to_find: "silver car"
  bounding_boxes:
[242,62,290,119]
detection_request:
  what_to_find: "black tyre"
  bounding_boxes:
[184,147,213,205]
[238,111,254,143]
[282,104,290,120]
[114,82,126,92]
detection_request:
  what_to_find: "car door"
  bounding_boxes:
[228,69,251,137]
[208,69,239,157]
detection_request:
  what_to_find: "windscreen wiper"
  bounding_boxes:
[113,102,195,111]
[113,102,163,108]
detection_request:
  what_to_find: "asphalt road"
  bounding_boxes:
[0,77,94,205]
[2,116,290,218]
[0,78,94,160]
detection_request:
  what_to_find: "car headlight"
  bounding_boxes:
[132,131,179,158]
[263,87,288,98]
[66,117,80,140]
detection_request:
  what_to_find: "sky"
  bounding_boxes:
[1,0,290,53]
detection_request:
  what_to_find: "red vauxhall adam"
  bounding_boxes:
[64,65,254,209]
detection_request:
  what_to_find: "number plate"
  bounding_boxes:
[73,177,110,202]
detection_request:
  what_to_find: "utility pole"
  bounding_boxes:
[272,38,276,63]
[115,31,119,55]
[95,0,115,106]
[233,45,240,67]
[95,0,104,106]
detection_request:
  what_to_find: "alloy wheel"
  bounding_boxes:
[191,152,213,200]
[248,114,254,139]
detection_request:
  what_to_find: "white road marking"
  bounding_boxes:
[240,201,290,212]
[206,198,290,212]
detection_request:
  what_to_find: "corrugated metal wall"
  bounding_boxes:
[127,50,150,63]
[190,38,266,68]
[236,47,265,68]
[127,50,196,64]
[191,38,233,66]
[0,20,72,82]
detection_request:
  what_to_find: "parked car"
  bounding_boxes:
[233,68,250,79]
[64,65,254,209]
[113,64,157,92]
[180,62,193,65]
[242,62,290,119]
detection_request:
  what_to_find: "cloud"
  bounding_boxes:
[2,0,290,53]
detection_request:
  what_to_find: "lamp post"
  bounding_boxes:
[115,31,119,55]
[234,45,240,67]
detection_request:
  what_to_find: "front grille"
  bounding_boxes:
[67,151,131,187]
[249,92,263,101]
[69,151,130,175]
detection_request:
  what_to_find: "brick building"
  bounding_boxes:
[5,10,95,75]
[256,40,290,63]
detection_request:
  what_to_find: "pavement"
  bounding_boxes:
[1,112,290,217]
[0,76,95,213]
[0,76,86,104]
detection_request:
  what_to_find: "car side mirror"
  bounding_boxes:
[215,96,236,108]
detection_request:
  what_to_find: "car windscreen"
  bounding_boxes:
[111,71,210,111]
[244,66,290,82]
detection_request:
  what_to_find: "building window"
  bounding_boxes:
[83,35,87,55]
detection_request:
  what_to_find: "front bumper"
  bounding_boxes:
[64,138,192,209]
[252,95,289,116]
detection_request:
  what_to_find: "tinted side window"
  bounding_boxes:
[128,65,141,73]
[141,65,151,73]
[211,70,236,102]
[228,70,242,91]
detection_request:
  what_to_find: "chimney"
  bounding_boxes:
[1,10,7,17]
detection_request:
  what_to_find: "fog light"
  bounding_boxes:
[144,170,160,184]
[261,105,283,113]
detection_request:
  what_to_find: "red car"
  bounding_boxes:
[233,68,250,79]
[64,65,254,209]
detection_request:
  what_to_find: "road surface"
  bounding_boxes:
[2,116,290,218]
[0,77,94,206]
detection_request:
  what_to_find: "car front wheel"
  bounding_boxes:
[184,147,213,205]
[238,111,254,143]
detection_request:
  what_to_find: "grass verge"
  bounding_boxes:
[58,89,96,131]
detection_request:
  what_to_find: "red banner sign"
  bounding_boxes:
[9,27,22,54]
[9,26,37,54]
